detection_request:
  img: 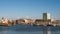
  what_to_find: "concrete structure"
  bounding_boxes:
[51,20,60,26]
[16,19,25,24]
[43,13,51,20]
[35,19,51,26]
[43,13,51,25]
[35,19,44,25]
[24,19,34,25]
[35,12,52,26]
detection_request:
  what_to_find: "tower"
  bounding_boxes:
[43,13,51,20]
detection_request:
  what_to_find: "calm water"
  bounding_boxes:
[0,24,60,34]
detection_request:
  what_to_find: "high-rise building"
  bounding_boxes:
[43,13,51,20]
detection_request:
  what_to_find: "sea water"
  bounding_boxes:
[0,24,60,34]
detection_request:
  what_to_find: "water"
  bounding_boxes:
[0,24,60,34]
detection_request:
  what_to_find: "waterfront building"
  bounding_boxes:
[43,13,51,20]
[16,19,25,24]
[1,17,8,26]
[43,13,51,25]
[24,19,34,25]
[5,19,9,24]
[35,19,44,25]
[51,20,60,26]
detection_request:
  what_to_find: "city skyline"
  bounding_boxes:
[0,0,60,20]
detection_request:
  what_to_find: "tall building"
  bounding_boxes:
[43,13,51,20]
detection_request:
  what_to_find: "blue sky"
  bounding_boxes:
[0,0,60,19]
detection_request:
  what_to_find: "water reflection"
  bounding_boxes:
[2,31,7,34]
[0,25,60,34]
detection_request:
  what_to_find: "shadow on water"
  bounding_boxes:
[0,24,60,32]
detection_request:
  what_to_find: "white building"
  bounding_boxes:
[24,19,34,24]
[1,17,8,24]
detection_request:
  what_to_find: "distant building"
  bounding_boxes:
[43,13,51,25]
[16,19,25,24]
[35,19,44,25]
[43,13,51,20]
[51,20,60,26]
[1,17,8,26]
[24,19,34,24]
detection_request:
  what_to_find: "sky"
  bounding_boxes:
[0,0,60,20]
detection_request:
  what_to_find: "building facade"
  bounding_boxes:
[43,13,51,25]
[43,13,51,20]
